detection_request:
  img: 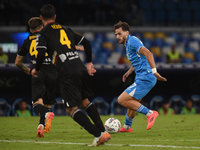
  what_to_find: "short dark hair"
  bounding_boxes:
[28,17,43,31]
[113,21,130,32]
[40,4,56,20]
[186,98,193,103]
[19,100,27,105]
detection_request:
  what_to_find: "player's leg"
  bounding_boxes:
[118,91,158,130]
[33,99,50,137]
[120,99,142,132]
[65,106,108,146]
[43,103,54,133]
[42,70,58,133]
[32,72,54,137]
[81,98,105,132]
[81,99,111,142]
[120,109,136,132]
[118,74,158,130]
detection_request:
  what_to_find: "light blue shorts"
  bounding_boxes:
[125,73,157,100]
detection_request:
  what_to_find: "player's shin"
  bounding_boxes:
[137,104,153,116]
[33,104,50,125]
[71,109,101,137]
[124,113,134,129]
[85,103,105,132]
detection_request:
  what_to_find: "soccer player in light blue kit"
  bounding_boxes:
[113,21,167,132]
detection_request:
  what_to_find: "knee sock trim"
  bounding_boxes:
[72,109,81,119]
[84,102,93,111]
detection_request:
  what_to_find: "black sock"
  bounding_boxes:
[33,104,49,125]
[72,109,101,137]
[85,103,105,132]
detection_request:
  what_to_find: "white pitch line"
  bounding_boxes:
[129,139,200,142]
[0,140,200,149]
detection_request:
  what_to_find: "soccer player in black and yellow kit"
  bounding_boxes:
[15,17,58,137]
[31,4,110,146]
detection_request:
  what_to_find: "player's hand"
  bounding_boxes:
[75,45,84,51]
[24,68,30,75]
[154,72,167,82]
[87,62,96,76]
[31,69,40,78]
[122,71,130,82]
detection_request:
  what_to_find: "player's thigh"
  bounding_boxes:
[43,71,58,105]
[81,71,93,100]
[118,91,137,104]
[59,76,82,108]
[31,75,46,104]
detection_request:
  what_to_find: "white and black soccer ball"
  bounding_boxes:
[104,118,121,133]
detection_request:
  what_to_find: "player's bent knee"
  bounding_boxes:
[118,97,124,106]
[33,98,44,106]
[81,98,90,109]
[33,101,44,106]
[66,106,78,117]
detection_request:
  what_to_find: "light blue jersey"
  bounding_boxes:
[124,35,157,100]
[125,35,152,75]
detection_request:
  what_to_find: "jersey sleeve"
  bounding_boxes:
[35,33,47,71]
[129,37,144,53]
[68,27,92,63]
[17,38,29,57]
[67,28,84,45]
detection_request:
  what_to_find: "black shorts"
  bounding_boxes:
[59,70,93,108]
[32,65,58,105]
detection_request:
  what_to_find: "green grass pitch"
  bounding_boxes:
[0,115,200,150]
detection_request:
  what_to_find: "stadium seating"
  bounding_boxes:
[110,97,126,115]
[51,98,67,116]
[149,96,164,110]
[191,95,200,113]
[78,30,200,65]
[169,95,186,114]
[92,97,109,115]
[164,0,176,11]
[0,98,11,116]
[12,98,31,116]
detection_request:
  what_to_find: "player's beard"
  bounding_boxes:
[118,37,125,44]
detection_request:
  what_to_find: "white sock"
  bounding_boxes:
[146,110,153,116]
[124,124,131,130]
[37,124,44,129]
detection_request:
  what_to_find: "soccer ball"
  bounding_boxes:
[104,118,121,133]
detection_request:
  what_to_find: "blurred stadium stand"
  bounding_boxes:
[0,98,11,116]
[92,97,109,115]
[1,27,200,65]
[110,97,126,115]
[12,98,31,116]
[149,95,164,110]
[1,0,200,26]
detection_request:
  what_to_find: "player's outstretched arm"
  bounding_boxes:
[139,47,167,82]
[122,66,135,82]
[73,31,95,76]
[15,55,30,75]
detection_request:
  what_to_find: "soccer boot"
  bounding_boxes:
[147,110,159,130]
[88,132,110,146]
[103,131,111,142]
[44,112,55,133]
[37,124,44,137]
[119,126,133,132]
